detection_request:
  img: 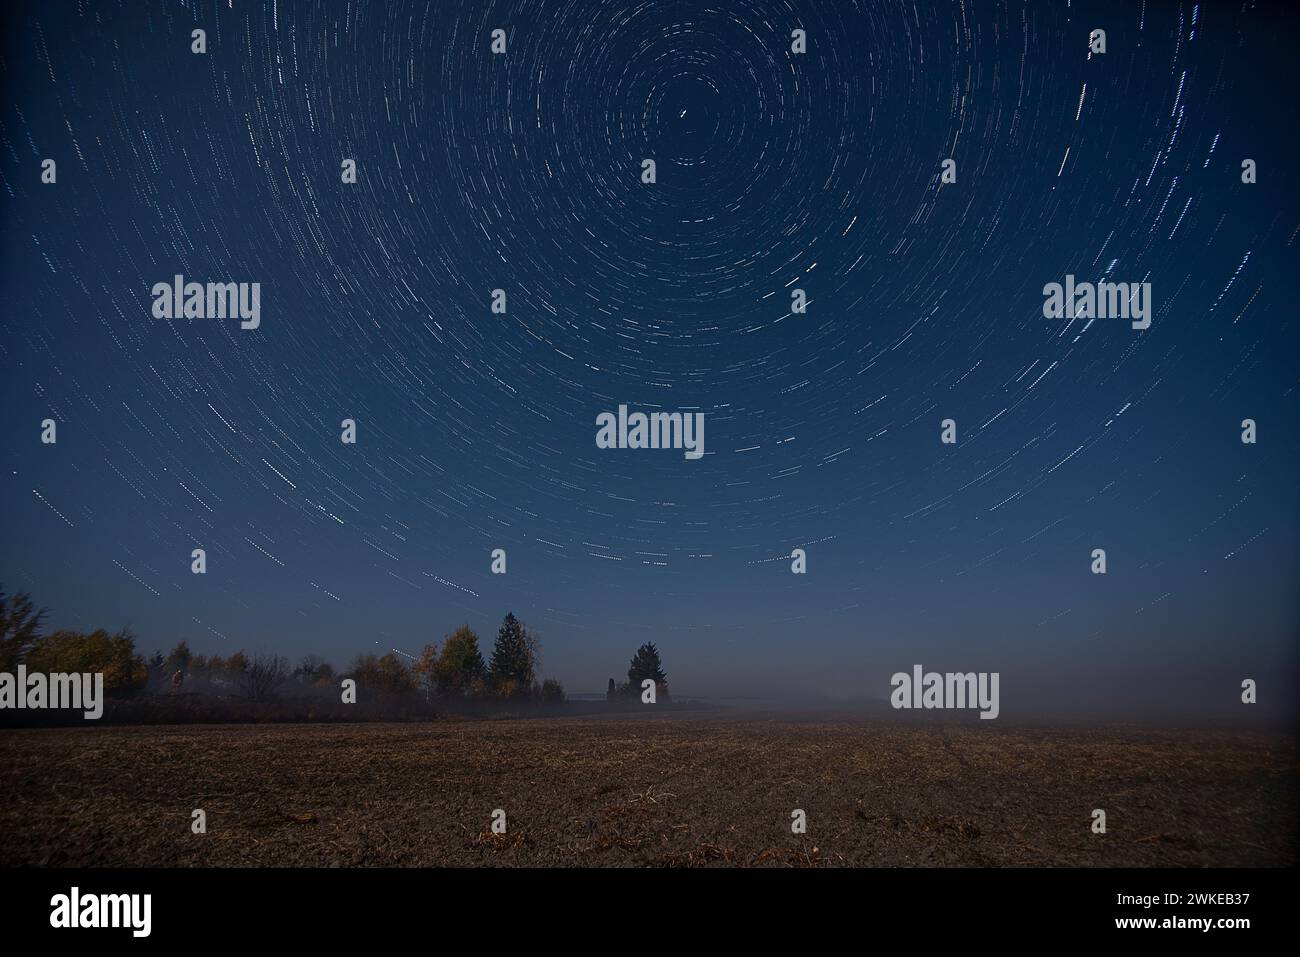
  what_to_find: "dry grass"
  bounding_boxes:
[0,713,1294,867]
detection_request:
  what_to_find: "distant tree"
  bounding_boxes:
[25,628,147,694]
[349,654,379,688]
[626,642,668,698]
[525,627,543,674]
[496,677,526,700]
[144,650,168,693]
[225,650,249,675]
[0,587,45,672]
[433,625,487,695]
[165,641,193,673]
[348,652,415,695]
[243,654,289,701]
[414,642,439,698]
[541,679,565,703]
[488,613,535,692]
[377,653,415,693]
[294,654,334,684]
[606,678,617,701]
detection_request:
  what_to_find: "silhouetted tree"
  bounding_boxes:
[144,650,168,693]
[243,653,289,701]
[488,613,535,693]
[626,642,668,698]
[165,641,192,673]
[0,587,45,672]
[294,654,335,684]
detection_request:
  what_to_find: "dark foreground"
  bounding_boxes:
[1,714,1295,867]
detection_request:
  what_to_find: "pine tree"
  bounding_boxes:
[626,642,668,697]
[488,612,535,693]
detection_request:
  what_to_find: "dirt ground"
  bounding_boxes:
[0,713,1295,867]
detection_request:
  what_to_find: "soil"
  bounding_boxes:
[1,713,1295,867]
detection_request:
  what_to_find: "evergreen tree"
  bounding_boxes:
[626,642,668,696]
[488,612,535,692]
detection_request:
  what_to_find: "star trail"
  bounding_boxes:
[1,0,1296,715]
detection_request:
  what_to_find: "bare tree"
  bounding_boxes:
[293,654,334,684]
[243,653,289,702]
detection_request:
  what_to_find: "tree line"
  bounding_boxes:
[2,586,672,706]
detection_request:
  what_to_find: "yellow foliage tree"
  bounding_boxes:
[25,629,147,693]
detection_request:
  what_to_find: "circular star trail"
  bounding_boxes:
[1,0,1296,706]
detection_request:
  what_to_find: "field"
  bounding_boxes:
[1,713,1295,867]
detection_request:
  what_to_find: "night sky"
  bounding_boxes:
[2,1,1296,717]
